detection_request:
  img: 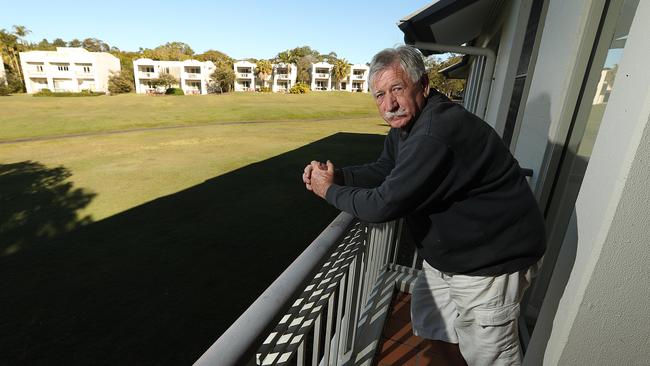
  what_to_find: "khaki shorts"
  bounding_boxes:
[411,260,540,366]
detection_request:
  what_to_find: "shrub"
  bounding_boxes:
[259,86,272,93]
[108,72,134,94]
[0,78,10,96]
[289,82,310,94]
[34,90,104,97]
[6,71,25,93]
[165,87,184,95]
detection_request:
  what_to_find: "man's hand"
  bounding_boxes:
[303,160,335,199]
[303,161,326,191]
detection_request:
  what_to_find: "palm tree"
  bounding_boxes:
[0,28,23,89]
[1,25,31,87]
[331,58,351,91]
[255,59,273,89]
[275,51,298,91]
[12,25,31,42]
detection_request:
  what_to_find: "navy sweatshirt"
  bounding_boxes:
[325,91,546,275]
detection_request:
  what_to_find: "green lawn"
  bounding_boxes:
[0,92,378,141]
[0,92,388,365]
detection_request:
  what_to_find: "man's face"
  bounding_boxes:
[372,63,429,129]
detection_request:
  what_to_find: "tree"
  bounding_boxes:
[35,38,55,50]
[196,50,232,67]
[12,25,31,43]
[255,59,273,89]
[0,28,24,91]
[150,72,178,90]
[52,38,66,47]
[210,66,235,93]
[426,54,466,98]
[142,42,194,61]
[82,38,110,52]
[108,72,134,94]
[331,58,351,90]
[68,39,82,47]
[296,55,316,84]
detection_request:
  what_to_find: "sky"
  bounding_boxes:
[1,0,433,64]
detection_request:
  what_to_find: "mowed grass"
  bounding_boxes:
[0,92,378,141]
[0,93,389,364]
[0,116,388,220]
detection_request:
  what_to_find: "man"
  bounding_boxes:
[302,46,545,365]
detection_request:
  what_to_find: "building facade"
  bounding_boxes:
[348,64,369,92]
[233,61,256,92]
[19,47,120,94]
[133,59,215,95]
[311,62,333,91]
[271,63,297,92]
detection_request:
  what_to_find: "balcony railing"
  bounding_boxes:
[238,73,251,78]
[139,72,157,78]
[354,75,365,80]
[276,74,289,79]
[184,72,201,79]
[316,73,330,78]
[195,213,419,366]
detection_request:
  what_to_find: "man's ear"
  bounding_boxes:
[421,74,430,97]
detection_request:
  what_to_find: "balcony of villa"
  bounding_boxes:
[353,74,366,80]
[182,72,203,80]
[137,70,158,79]
[25,67,46,77]
[314,72,331,79]
[195,214,470,366]
[75,70,94,77]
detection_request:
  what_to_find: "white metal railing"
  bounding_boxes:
[140,72,156,78]
[316,73,330,78]
[238,73,251,78]
[195,213,409,366]
[185,72,201,79]
[276,74,289,79]
[353,75,364,79]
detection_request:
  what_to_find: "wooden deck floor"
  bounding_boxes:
[374,292,468,366]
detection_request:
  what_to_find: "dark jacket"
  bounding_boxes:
[325,91,546,275]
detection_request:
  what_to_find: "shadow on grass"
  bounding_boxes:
[0,161,95,256]
[0,132,385,366]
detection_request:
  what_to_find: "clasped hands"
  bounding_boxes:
[303,160,335,199]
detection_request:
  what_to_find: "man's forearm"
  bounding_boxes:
[334,169,345,185]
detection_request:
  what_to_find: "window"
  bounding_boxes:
[142,66,154,73]
[57,65,69,71]
[83,66,91,73]
[36,65,44,72]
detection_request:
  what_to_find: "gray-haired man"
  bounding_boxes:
[303,45,545,365]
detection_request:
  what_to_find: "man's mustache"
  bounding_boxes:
[384,109,407,120]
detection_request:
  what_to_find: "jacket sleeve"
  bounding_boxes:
[340,130,396,188]
[326,135,452,223]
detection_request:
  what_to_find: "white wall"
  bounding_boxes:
[19,48,120,93]
[540,1,650,363]
[524,0,650,364]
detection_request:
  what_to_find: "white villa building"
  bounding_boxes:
[19,47,120,94]
[271,63,297,92]
[133,59,215,95]
[233,61,256,92]
[348,64,369,92]
[0,56,6,84]
[311,62,333,91]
